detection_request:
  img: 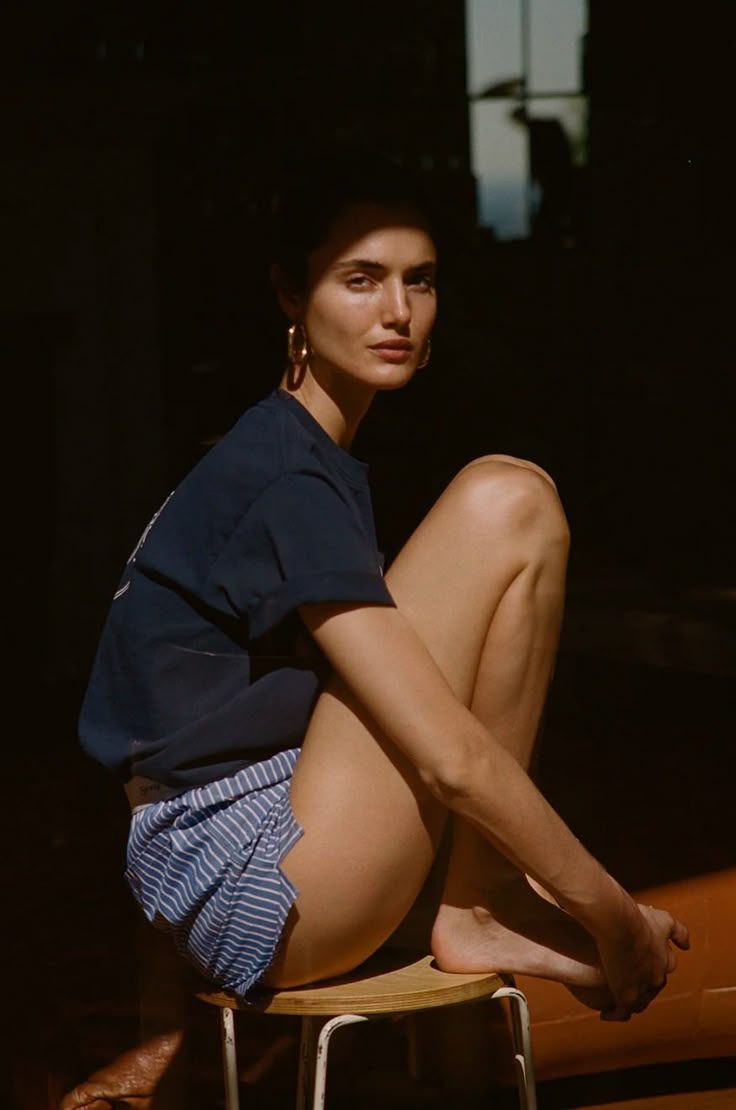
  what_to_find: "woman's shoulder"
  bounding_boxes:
[130,395,295,583]
[220,390,358,488]
[166,394,315,533]
[197,391,294,488]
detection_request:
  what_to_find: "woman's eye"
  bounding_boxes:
[409,274,435,291]
[346,275,372,289]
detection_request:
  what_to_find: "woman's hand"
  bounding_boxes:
[595,902,690,1021]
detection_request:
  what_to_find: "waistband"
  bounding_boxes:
[124,749,297,811]
[124,776,187,811]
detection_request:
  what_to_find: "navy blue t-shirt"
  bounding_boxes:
[79,389,395,788]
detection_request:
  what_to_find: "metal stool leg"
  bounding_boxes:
[219,1006,241,1110]
[310,1014,369,1110]
[296,1016,320,1110]
[406,1014,420,1080]
[491,986,537,1110]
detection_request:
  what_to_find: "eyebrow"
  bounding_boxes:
[334,258,437,272]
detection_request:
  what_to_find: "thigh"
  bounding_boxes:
[266,677,445,986]
[267,456,564,986]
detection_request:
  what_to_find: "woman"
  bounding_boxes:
[70,150,687,1103]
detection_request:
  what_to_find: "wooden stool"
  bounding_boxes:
[197,948,537,1110]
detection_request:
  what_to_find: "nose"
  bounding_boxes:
[381,278,411,329]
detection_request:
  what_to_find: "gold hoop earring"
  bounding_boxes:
[287,322,309,368]
[418,337,431,369]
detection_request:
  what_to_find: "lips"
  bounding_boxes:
[368,342,414,364]
[369,341,413,351]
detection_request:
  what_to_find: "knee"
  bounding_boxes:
[449,454,570,550]
[467,453,559,492]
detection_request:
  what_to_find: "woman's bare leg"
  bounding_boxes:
[267,457,606,990]
[429,562,602,980]
[393,461,604,983]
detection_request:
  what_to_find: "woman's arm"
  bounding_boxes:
[299,600,689,1018]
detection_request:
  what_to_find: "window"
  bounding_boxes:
[466,0,587,242]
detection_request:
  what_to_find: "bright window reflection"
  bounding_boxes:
[528,0,585,93]
[466,0,587,241]
[470,99,528,238]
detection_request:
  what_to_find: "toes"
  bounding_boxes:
[60,1090,112,1110]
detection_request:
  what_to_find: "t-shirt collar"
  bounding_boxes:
[274,388,370,486]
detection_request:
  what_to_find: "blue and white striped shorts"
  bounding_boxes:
[125,748,303,999]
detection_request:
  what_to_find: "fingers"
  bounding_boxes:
[598,905,691,1024]
[632,979,666,1013]
[601,977,665,1022]
[648,906,690,951]
[670,917,690,950]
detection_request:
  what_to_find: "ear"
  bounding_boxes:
[270,263,303,322]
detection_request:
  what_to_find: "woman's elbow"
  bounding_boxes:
[416,736,489,808]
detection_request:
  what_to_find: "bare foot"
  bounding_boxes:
[59,1030,183,1110]
[431,875,609,996]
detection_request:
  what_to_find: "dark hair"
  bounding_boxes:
[267,143,440,291]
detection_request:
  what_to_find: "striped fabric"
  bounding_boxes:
[125,748,303,999]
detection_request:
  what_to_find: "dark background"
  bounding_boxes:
[3,1,734,1105]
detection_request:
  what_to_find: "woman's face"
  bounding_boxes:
[289,202,437,392]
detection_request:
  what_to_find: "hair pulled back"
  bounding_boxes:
[268,144,439,292]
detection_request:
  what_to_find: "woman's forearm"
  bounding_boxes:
[432,725,638,941]
[303,600,638,941]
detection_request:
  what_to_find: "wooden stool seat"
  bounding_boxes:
[197,948,537,1109]
[200,949,506,1015]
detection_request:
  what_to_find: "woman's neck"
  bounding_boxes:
[279,367,375,450]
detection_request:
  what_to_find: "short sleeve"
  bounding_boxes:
[210,472,394,639]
